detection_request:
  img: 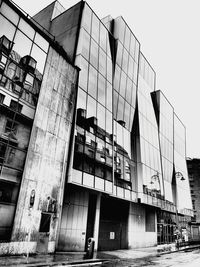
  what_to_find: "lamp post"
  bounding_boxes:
[175,171,185,248]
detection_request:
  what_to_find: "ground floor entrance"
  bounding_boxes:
[98,196,129,251]
[157,211,176,245]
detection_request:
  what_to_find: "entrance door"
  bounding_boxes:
[98,197,129,251]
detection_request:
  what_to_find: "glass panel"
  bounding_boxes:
[99,23,107,52]
[77,28,90,60]
[119,71,126,98]
[0,15,16,41]
[87,95,96,118]
[131,83,137,107]
[1,2,19,25]
[107,56,112,83]
[34,32,49,52]
[18,18,35,40]
[116,122,123,147]
[97,73,106,106]
[13,30,32,58]
[90,38,98,69]
[76,55,88,91]
[113,64,120,92]
[81,3,92,34]
[126,78,132,103]
[122,48,128,74]
[77,87,87,110]
[113,90,118,119]
[97,103,105,130]
[117,95,124,122]
[98,48,106,76]
[124,26,131,51]
[31,44,47,74]
[116,42,123,67]
[128,57,134,80]
[106,81,112,112]
[88,64,97,99]
[134,40,140,62]
[91,13,99,43]
[124,101,130,129]
[106,110,112,135]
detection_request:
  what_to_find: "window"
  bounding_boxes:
[5,119,18,134]
[39,213,51,232]
[0,93,5,103]
[145,209,155,232]
[116,156,121,166]
[10,100,23,112]
[0,53,7,73]
[24,73,34,90]
[0,180,18,204]
[0,141,6,164]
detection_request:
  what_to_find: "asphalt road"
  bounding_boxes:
[101,248,200,266]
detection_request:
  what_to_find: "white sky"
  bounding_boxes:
[13,0,200,158]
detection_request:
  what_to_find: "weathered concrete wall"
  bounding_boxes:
[128,203,157,248]
[57,185,89,252]
[0,46,78,255]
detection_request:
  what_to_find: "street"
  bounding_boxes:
[101,249,200,267]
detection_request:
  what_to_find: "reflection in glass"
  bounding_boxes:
[31,44,46,73]
[18,19,35,39]
[34,32,49,53]
[0,15,16,41]
[87,95,96,118]
[1,2,19,25]
[97,103,105,130]
[13,30,32,58]
[88,64,97,99]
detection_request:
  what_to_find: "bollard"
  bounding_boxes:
[84,237,95,259]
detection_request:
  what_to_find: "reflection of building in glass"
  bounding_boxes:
[0,0,193,255]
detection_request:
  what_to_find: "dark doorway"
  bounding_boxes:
[98,196,129,251]
[85,193,97,250]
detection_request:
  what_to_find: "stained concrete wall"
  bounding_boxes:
[128,203,157,248]
[0,46,78,255]
[58,185,89,251]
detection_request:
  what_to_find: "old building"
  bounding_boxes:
[0,0,193,255]
[0,0,79,254]
[187,158,200,240]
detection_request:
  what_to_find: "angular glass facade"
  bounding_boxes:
[69,1,192,213]
[174,114,192,212]
[137,54,163,197]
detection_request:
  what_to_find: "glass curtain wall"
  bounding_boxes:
[73,3,113,191]
[156,91,174,202]
[0,1,48,240]
[137,53,163,197]
[112,17,139,192]
[174,114,192,211]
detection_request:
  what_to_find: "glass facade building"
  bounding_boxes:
[0,0,193,254]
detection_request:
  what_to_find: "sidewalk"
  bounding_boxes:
[0,252,104,267]
[0,243,200,267]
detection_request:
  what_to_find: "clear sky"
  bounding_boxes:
[12,0,200,158]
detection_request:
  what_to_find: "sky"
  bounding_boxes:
[12,0,200,158]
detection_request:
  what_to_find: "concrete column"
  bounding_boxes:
[93,193,101,251]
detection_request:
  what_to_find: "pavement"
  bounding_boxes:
[0,243,200,267]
